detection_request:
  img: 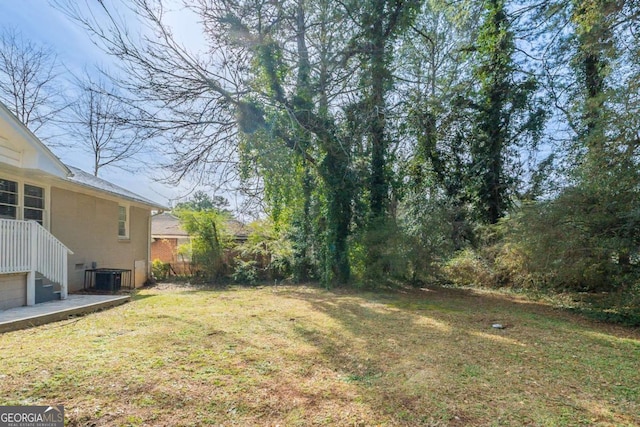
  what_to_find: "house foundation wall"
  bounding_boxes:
[0,273,26,310]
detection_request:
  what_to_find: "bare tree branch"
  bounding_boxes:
[0,28,67,143]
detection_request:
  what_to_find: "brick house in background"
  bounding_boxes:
[150,212,249,276]
[150,212,191,274]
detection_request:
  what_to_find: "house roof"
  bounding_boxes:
[151,212,189,237]
[65,166,166,210]
[226,219,249,240]
[0,100,165,210]
[151,211,249,240]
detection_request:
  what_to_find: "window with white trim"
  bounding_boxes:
[0,178,46,226]
[0,178,18,219]
[24,184,45,225]
[118,205,129,239]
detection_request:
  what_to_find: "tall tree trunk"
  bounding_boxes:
[472,0,511,225]
[369,0,388,221]
[293,0,313,281]
[320,149,352,284]
[317,3,352,284]
[296,165,313,281]
[574,0,612,155]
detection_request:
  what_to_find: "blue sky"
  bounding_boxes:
[1,2,106,69]
[0,1,202,208]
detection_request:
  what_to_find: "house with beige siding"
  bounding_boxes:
[0,102,165,310]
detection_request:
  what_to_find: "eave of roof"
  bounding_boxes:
[0,102,71,178]
[65,165,168,210]
[1,101,166,210]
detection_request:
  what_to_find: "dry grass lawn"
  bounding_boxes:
[0,283,639,426]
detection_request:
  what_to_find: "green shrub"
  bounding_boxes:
[232,260,259,285]
[237,219,293,280]
[152,259,170,281]
[502,195,638,293]
[175,209,231,280]
[576,282,640,326]
[396,192,466,286]
[443,248,497,288]
[349,218,410,289]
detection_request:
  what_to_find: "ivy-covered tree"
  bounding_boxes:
[470,0,545,224]
[353,0,420,221]
[218,0,359,284]
[399,0,480,251]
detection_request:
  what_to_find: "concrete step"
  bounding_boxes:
[35,283,55,304]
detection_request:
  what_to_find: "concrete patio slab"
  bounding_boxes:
[0,294,130,333]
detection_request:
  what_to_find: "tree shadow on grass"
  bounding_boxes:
[281,285,640,426]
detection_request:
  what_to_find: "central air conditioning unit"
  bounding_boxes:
[94,270,123,292]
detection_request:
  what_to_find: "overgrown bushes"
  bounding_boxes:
[175,209,230,280]
[164,176,640,325]
[438,189,640,325]
[234,219,294,282]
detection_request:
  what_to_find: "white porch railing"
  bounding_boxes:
[0,219,73,305]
